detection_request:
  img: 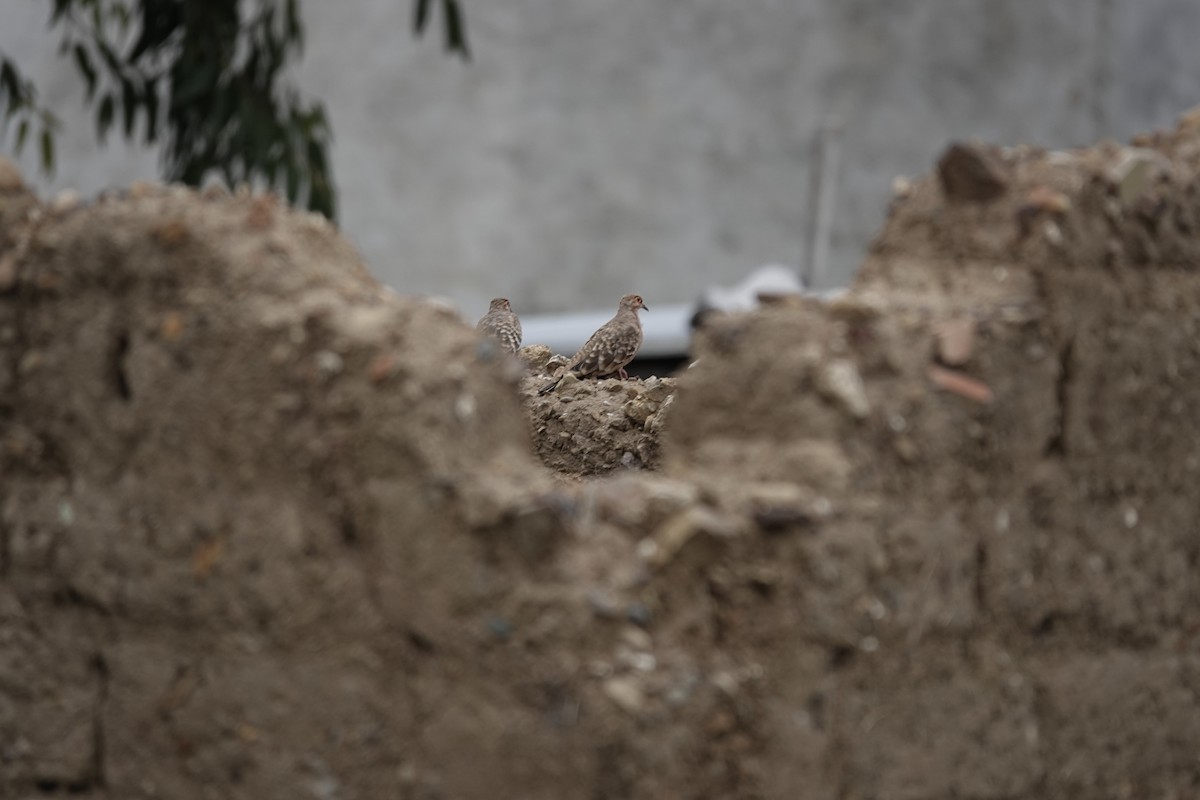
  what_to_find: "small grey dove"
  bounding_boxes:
[539,293,648,395]
[476,298,522,354]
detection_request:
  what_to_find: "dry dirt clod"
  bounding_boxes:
[246,193,279,229]
[1109,147,1170,206]
[1178,104,1200,131]
[817,358,870,419]
[367,351,401,383]
[623,383,672,427]
[620,625,653,651]
[33,270,61,292]
[746,482,817,532]
[161,311,185,342]
[586,589,623,620]
[0,254,17,293]
[603,675,646,715]
[314,350,344,376]
[17,349,43,375]
[927,364,994,404]
[643,506,739,569]
[1017,186,1073,236]
[1024,185,1071,215]
[936,317,977,366]
[50,190,81,213]
[893,434,920,462]
[152,217,190,248]
[937,142,1008,203]
[0,157,25,192]
[518,344,553,373]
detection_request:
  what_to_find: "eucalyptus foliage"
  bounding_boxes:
[0,0,469,219]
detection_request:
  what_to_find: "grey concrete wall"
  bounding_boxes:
[3,1,1199,320]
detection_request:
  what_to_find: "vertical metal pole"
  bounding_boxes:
[804,117,844,289]
[1091,0,1112,140]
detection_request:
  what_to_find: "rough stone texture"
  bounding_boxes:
[5,112,1200,799]
[657,112,1200,798]
[1033,651,1200,799]
[519,373,674,477]
[0,182,570,798]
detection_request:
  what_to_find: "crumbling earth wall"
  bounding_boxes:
[0,180,569,798]
[660,125,1200,797]
[2,111,1200,800]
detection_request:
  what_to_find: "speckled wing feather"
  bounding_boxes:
[476,307,522,354]
[538,294,646,395]
[570,318,643,378]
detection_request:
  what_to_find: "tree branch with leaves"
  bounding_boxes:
[0,0,470,219]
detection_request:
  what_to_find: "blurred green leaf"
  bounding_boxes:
[443,0,471,60]
[130,0,182,61]
[171,62,217,109]
[15,118,29,152]
[97,93,115,140]
[0,59,18,99]
[143,79,159,142]
[212,84,234,127]
[51,0,71,24]
[39,127,54,172]
[414,0,431,34]
[73,44,98,100]
[9,0,473,218]
[284,0,303,50]
[96,39,123,77]
[285,161,299,203]
[121,77,137,137]
[310,179,334,220]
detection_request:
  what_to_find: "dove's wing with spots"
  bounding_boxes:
[476,308,522,354]
[570,321,643,378]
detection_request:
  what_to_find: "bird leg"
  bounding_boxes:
[618,367,629,380]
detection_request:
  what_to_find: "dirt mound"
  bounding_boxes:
[3,107,1200,800]
[519,372,675,477]
[659,122,1200,796]
[0,177,571,797]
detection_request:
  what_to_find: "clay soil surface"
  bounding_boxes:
[2,111,1200,799]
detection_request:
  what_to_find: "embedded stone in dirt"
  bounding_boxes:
[937,141,1008,202]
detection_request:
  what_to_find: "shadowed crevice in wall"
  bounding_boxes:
[108,330,132,402]
[1045,336,1074,456]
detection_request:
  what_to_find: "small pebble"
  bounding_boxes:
[626,602,652,627]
